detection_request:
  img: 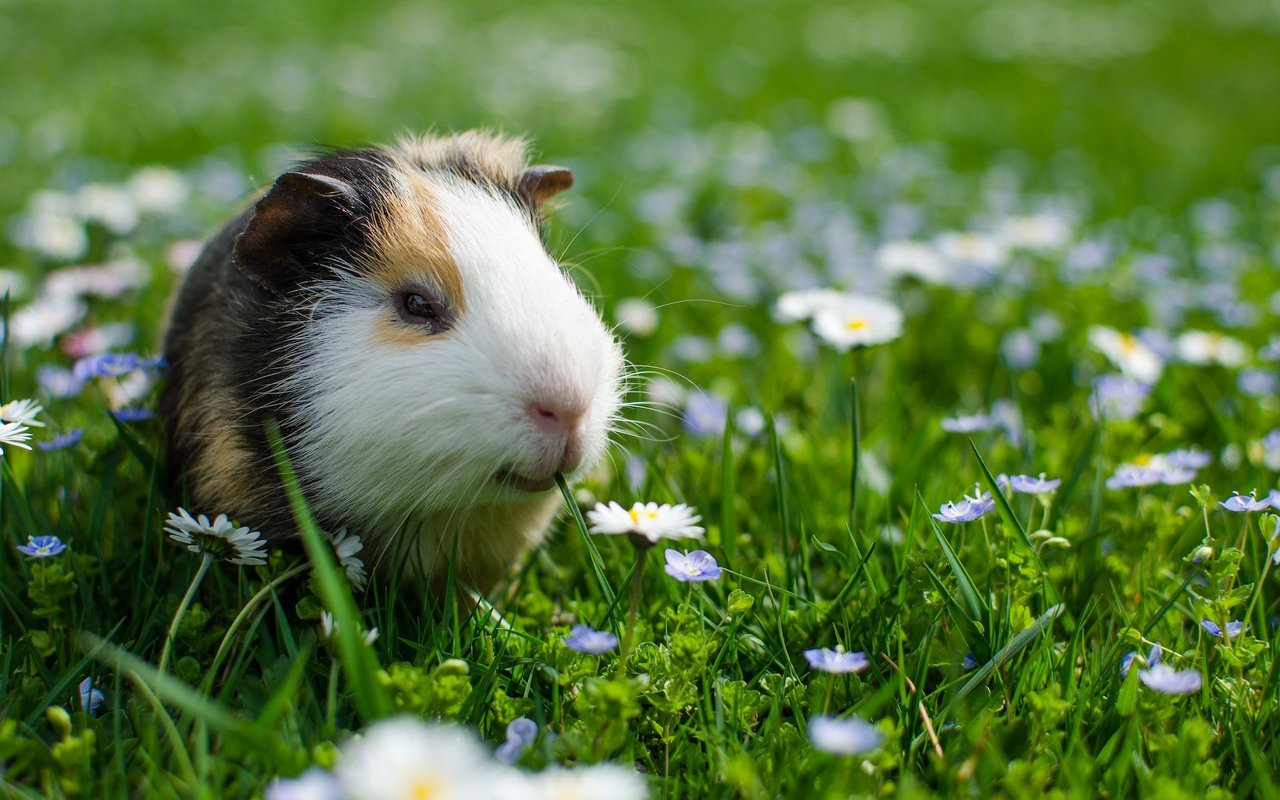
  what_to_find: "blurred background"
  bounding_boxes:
[4,0,1278,217]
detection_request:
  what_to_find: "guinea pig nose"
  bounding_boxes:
[526,400,583,436]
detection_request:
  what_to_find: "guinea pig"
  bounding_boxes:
[159,131,624,591]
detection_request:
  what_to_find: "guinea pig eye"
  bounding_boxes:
[397,290,450,333]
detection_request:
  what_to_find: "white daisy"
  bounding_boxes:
[875,240,950,284]
[1087,326,1164,384]
[773,288,851,323]
[587,501,705,544]
[334,717,501,800]
[810,295,904,350]
[0,399,44,428]
[319,611,379,647]
[163,507,268,566]
[518,764,649,800]
[0,421,33,452]
[326,528,368,590]
[995,212,1072,252]
[1175,330,1248,367]
[933,230,1009,270]
[7,294,88,349]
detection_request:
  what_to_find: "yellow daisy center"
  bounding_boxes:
[1119,333,1137,353]
[1132,453,1152,466]
[628,507,660,525]
[846,318,868,331]
[410,777,442,800]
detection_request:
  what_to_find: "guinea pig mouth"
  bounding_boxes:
[493,468,557,494]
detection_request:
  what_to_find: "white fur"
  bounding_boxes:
[286,174,623,583]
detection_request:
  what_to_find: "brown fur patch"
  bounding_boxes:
[363,166,467,316]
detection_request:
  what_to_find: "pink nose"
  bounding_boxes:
[527,400,585,436]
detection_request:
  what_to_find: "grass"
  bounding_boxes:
[2,0,1280,797]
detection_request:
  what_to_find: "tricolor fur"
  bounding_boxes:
[161,132,624,590]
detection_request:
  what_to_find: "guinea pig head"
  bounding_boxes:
[232,135,624,551]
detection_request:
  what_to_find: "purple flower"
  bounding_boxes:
[1200,619,1244,639]
[933,488,995,524]
[1161,448,1211,470]
[1121,644,1161,677]
[111,407,155,422]
[1092,374,1151,421]
[264,768,343,800]
[37,365,85,398]
[17,535,66,558]
[804,647,870,674]
[563,624,618,655]
[663,549,723,582]
[940,413,995,434]
[1239,369,1278,397]
[72,352,143,381]
[495,717,538,765]
[37,429,83,451]
[1219,491,1269,512]
[1106,462,1196,490]
[1007,473,1061,494]
[1138,663,1202,695]
[79,676,104,717]
[807,715,883,755]
[683,392,728,437]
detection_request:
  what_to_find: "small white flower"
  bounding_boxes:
[519,763,649,800]
[335,717,499,800]
[773,288,850,323]
[1176,330,1248,367]
[6,294,88,349]
[164,507,268,566]
[934,230,1009,270]
[0,421,33,452]
[128,166,190,213]
[875,240,950,284]
[11,212,88,261]
[0,399,45,428]
[326,528,368,590]
[587,500,705,544]
[614,297,659,337]
[1087,326,1163,384]
[995,212,1072,252]
[319,611,379,646]
[808,715,884,755]
[810,295,904,350]
[74,183,138,235]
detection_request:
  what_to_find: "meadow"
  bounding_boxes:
[2,0,1280,797]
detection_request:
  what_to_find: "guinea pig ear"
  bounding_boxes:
[234,171,363,293]
[517,166,574,209]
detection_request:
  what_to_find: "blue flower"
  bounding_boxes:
[36,365,85,399]
[79,676,104,717]
[962,653,978,671]
[17,535,66,558]
[562,624,618,655]
[683,392,728,437]
[494,717,539,765]
[1138,663,1202,695]
[111,407,155,423]
[1162,448,1211,470]
[1092,374,1151,421]
[807,715,884,755]
[804,647,870,674]
[932,487,995,524]
[663,549,723,582]
[1121,644,1161,677]
[1238,369,1278,397]
[1200,619,1244,639]
[1006,473,1061,494]
[1219,491,1269,512]
[72,352,143,382]
[940,413,995,434]
[264,768,343,800]
[37,429,83,451]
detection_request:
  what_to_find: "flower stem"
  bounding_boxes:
[159,552,211,675]
[617,541,650,675]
